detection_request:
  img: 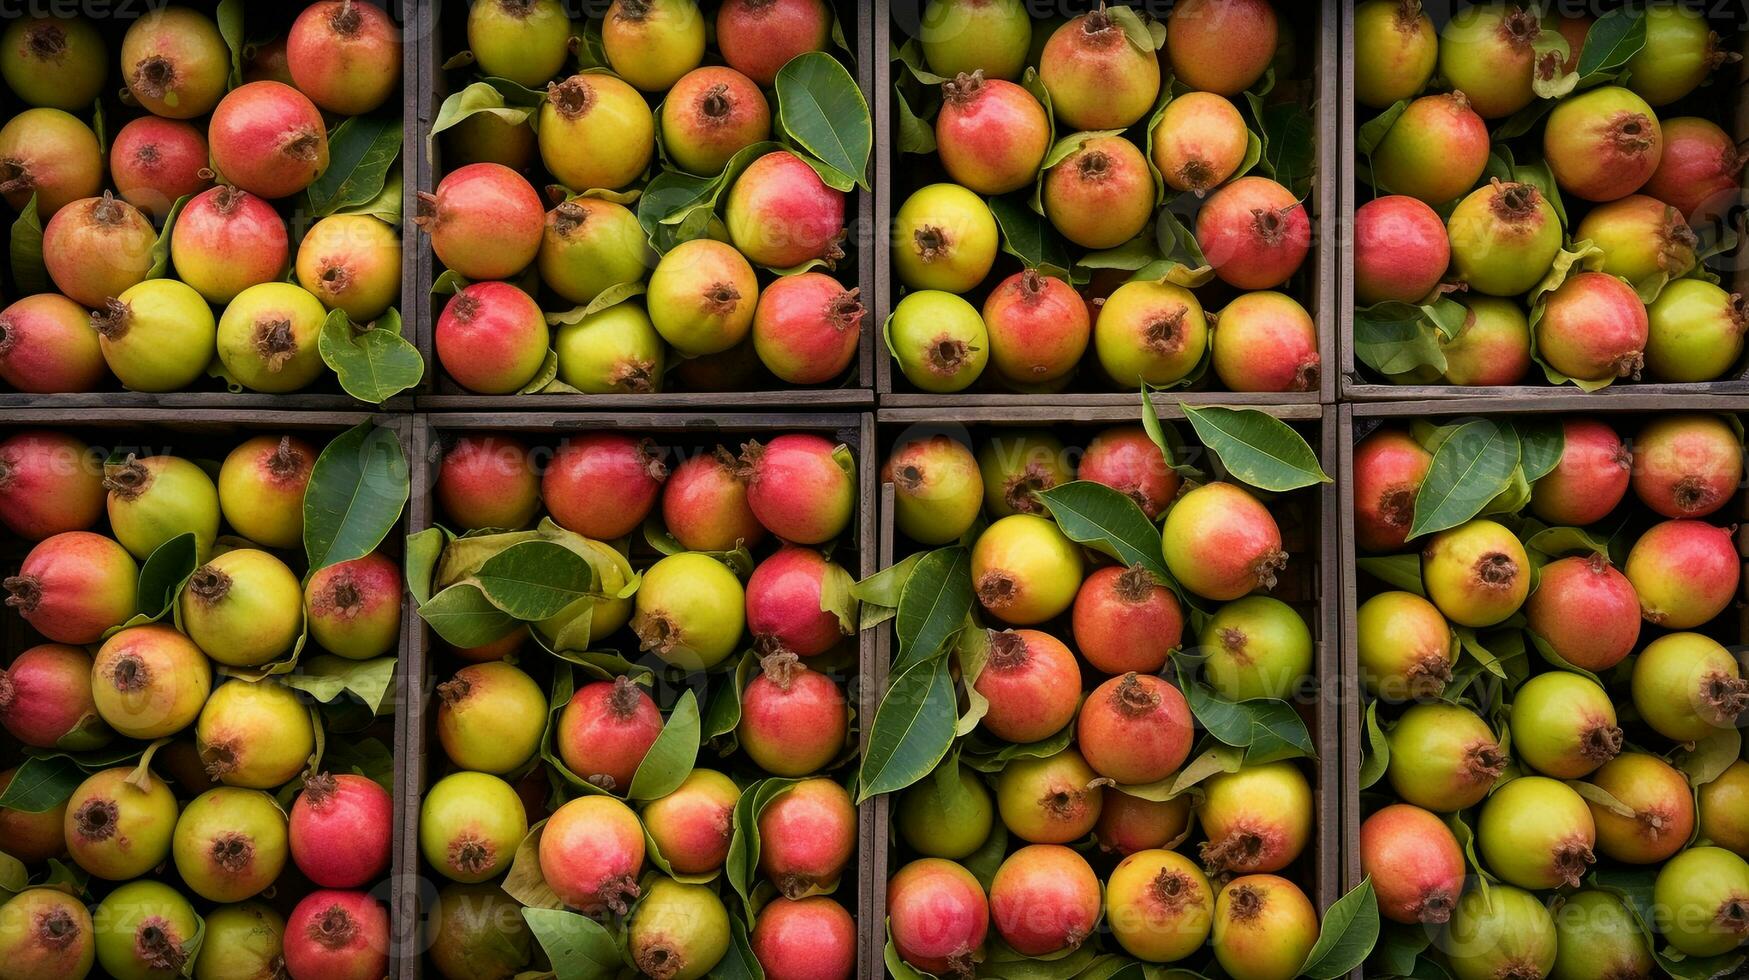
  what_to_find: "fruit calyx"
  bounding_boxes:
[1113,672,1163,716]
[328,0,364,36]
[1391,0,1425,30]
[0,317,16,358]
[74,797,118,841]
[1405,652,1453,698]
[448,832,497,877]
[1716,895,1749,932]
[698,84,735,123]
[1200,823,1269,874]
[942,70,985,105]
[25,22,67,57]
[319,259,354,292]
[1150,867,1196,910]
[825,287,865,332]
[610,357,659,393]
[210,831,254,872]
[1472,551,1519,590]
[1080,5,1121,45]
[617,0,655,19]
[1002,463,1053,514]
[107,653,150,693]
[608,674,645,718]
[1465,739,1508,782]
[188,564,234,605]
[1292,357,1320,392]
[137,917,189,972]
[638,940,685,980]
[435,675,474,707]
[1077,150,1114,183]
[413,192,442,231]
[1700,671,1749,726]
[91,299,136,341]
[132,56,177,100]
[1579,720,1625,763]
[1497,6,1541,49]
[1658,216,1699,271]
[311,904,359,951]
[925,334,974,377]
[1610,349,1645,380]
[977,569,1017,608]
[254,318,299,372]
[598,873,641,915]
[1251,548,1289,591]
[1251,205,1297,246]
[202,738,240,778]
[0,158,31,197]
[1115,564,1156,603]
[945,947,981,979]
[1415,889,1455,925]
[1552,836,1595,887]
[757,647,802,688]
[447,292,483,323]
[1226,882,1265,921]
[912,225,951,262]
[0,670,13,711]
[3,574,41,612]
[1605,111,1656,154]
[1144,309,1187,355]
[91,191,128,227]
[269,436,307,479]
[702,281,742,315]
[303,771,339,807]
[635,609,681,656]
[103,454,152,500]
[986,630,1029,669]
[548,76,596,120]
[34,906,78,950]
[282,129,324,163]
[552,201,589,236]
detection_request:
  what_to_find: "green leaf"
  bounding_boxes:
[893,84,936,154]
[145,194,190,280]
[1300,877,1381,979]
[317,308,423,404]
[1355,555,1424,595]
[130,532,200,625]
[1516,419,1565,483]
[1174,660,1315,762]
[0,755,83,812]
[1138,207,1215,287]
[1360,701,1390,790]
[1676,728,1741,788]
[430,78,543,138]
[472,540,599,621]
[987,193,1072,278]
[1033,482,1168,580]
[522,908,621,980]
[303,422,409,573]
[305,115,403,217]
[1353,303,1449,378]
[627,690,699,800]
[335,165,402,225]
[418,583,518,648]
[857,656,957,802]
[280,655,397,714]
[216,0,245,87]
[774,52,871,191]
[849,551,923,630]
[1576,8,1647,83]
[893,547,972,674]
[1180,405,1330,491]
[1357,100,1409,157]
[1408,420,1521,540]
[9,194,46,296]
[638,169,716,254]
[1261,100,1315,198]
[1523,525,1611,560]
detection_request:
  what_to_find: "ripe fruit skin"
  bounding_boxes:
[750,896,855,980]
[0,643,107,750]
[972,514,1084,624]
[603,0,705,92]
[633,552,746,670]
[887,289,989,392]
[104,453,219,560]
[467,0,570,87]
[282,890,389,980]
[1078,673,1193,785]
[0,15,105,110]
[0,294,106,393]
[1550,890,1655,980]
[1072,565,1183,676]
[1354,429,1434,552]
[5,531,137,643]
[726,150,846,270]
[1577,195,1696,287]
[305,553,401,660]
[1646,117,1741,223]
[1544,86,1662,202]
[1080,426,1178,519]
[664,448,767,552]
[436,282,550,394]
[196,902,286,980]
[1355,590,1453,700]
[1446,180,1562,296]
[1212,292,1320,393]
[989,844,1100,956]
[0,767,68,861]
[1210,875,1318,980]
[757,778,855,897]
[291,772,392,888]
[1152,92,1248,196]
[1525,554,1640,672]
[0,108,101,215]
[976,430,1068,518]
[717,0,832,87]
[1633,413,1742,518]
[196,678,313,789]
[1652,846,1749,957]
[94,879,200,980]
[427,883,533,980]
[64,766,178,880]
[1509,671,1622,779]
[540,795,646,913]
[745,547,849,657]
[919,0,1030,80]
[1587,752,1693,865]
[1040,10,1160,129]
[1420,519,1529,628]
[1646,278,1749,383]
[649,238,759,355]
[1196,763,1312,875]
[1478,776,1597,889]
[1166,0,1276,96]
[0,431,101,540]
[739,655,847,775]
[886,858,990,976]
[752,272,863,385]
[286,0,403,115]
[556,302,668,394]
[892,183,998,293]
[1632,632,1749,742]
[1439,2,1538,118]
[0,887,96,977]
[219,435,313,550]
[438,661,545,774]
[120,7,227,118]
[996,749,1102,845]
[1625,4,1722,107]
[1353,0,1438,107]
[1625,520,1740,629]
[1098,793,1191,856]
[627,877,730,980]
[883,436,982,546]
[974,629,1081,743]
[180,548,304,667]
[1540,271,1652,384]
[1362,804,1465,924]
[209,82,330,199]
[897,766,993,860]
[172,787,288,902]
[417,163,544,281]
[539,199,651,305]
[1372,92,1490,205]
[1700,760,1749,858]
[171,186,289,304]
[981,270,1088,384]
[739,433,853,544]
[93,279,218,392]
[1162,483,1285,602]
[1530,418,1631,525]
[1440,886,1557,980]
[1354,195,1452,305]
[1045,133,1154,250]
[642,769,739,874]
[1441,295,1532,385]
[937,72,1048,195]
[1201,597,1312,701]
[216,282,327,393]
[436,435,540,531]
[1104,848,1212,961]
[296,214,402,322]
[42,193,154,308]
[1387,702,1505,811]
[1196,177,1311,290]
[663,66,770,178]
[110,117,210,219]
[557,675,663,791]
[91,625,211,740]
[421,772,527,884]
[539,73,655,191]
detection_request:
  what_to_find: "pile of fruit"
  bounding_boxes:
[1352,411,1749,977]
[425,0,871,395]
[857,407,1371,978]
[411,427,864,978]
[1352,1,1747,389]
[0,2,415,402]
[885,0,1321,395]
[0,421,408,979]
